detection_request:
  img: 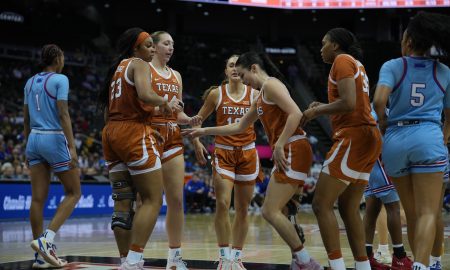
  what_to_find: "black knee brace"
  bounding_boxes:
[111,179,135,230]
[286,194,305,243]
[111,210,134,230]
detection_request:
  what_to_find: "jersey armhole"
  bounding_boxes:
[215,85,223,111]
[433,61,446,94]
[124,59,137,86]
[27,75,36,95]
[392,57,407,92]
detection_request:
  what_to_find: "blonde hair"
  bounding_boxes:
[202,85,219,101]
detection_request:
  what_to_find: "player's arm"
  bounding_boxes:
[55,76,78,168]
[191,88,219,165]
[23,81,31,143]
[264,79,302,172]
[315,78,356,116]
[173,70,202,126]
[373,60,396,134]
[184,101,258,138]
[23,105,30,142]
[373,85,392,134]
[264,79,301,148]
[443,109,450,145]
[443,78,450,144]
[132,60,168,106]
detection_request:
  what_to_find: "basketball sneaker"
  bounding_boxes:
[369,254,390,270]
[166,256,188,270]
[230,259,246,270]
[290,258,323,270]
[391,255,413,270]
[30,237,66,267]
[374,250,392,264]
[32,252,67,269]
[119,260,145,270]
[429,261,442,270]
[216,257,231,270]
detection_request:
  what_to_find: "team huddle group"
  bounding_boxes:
[22,10,450,270]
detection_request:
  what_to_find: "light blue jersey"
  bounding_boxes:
[378,56,450,126]
[24,72,72,172]
[24,72,69,130]
[378,57,450,177]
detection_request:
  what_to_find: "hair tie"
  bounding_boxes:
[134,32,150,48]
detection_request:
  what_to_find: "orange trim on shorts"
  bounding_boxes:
[161,148,184,164]
[213,170,256,186]
[328,250,342,260]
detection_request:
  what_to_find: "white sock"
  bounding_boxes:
[293,248,311,264]
[43,229,56,243]
[355,260,371,270]
[412,262,427,270]
[126,250,143,264]
[168,248,181,259]
[219,246,230,259]
[377,244,389,254]
[329,258,346,270]
[120,257,126,264]
[230,248,242,261]
[430,256,441,265]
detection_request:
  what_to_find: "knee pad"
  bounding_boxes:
[111,210,134,230]
[110,179,135,230]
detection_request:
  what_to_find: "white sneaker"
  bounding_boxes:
[374,250,392,264]
[230,259,246,270]
[32,252,67,269]
[166,256,188,270]
[30,237,66,267]
[119,260,145,270]
[216,258,231,270]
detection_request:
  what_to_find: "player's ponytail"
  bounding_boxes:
[327,28,363,61]
[236,51,293,93]
[98,27,146,112]
[406,11,450,58]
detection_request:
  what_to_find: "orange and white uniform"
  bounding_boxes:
[102,58,161,175]
[213,83,262,185]
[147,62,184,163]
[322,54,382,184]
[256,78,312,185]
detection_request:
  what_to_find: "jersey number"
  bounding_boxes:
[227,117,241,125]
[35,94,41,111]
[361,70,369,95]
[110,78,122,100]
[410,83,426,107]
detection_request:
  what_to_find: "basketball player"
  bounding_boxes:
[149,31,201,270]
[301,28,382,270]
[191,55,262,270]
[184,52,322,270]
[25,44,81,268]
[99,28,180,270]
[363,160,412,269]
[373,12,450,270]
